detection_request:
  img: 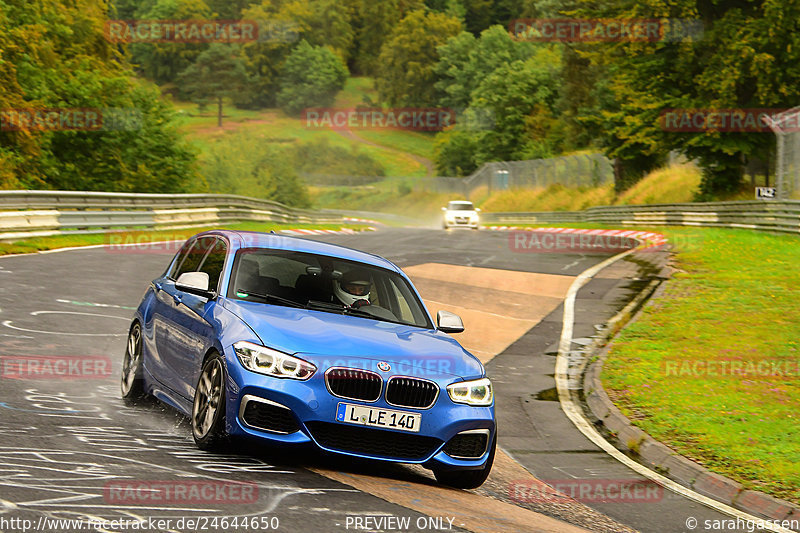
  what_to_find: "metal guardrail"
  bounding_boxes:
[481,200,800,235]
[0,190,345,241]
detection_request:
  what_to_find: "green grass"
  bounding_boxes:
[614,164,701,205]
[499,223,800,503]
[172,77,434,178]
[598,227,800,503]
[0,222,368,256]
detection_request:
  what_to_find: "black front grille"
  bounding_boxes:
[326,368,382,401]
[443,432,489,459]
[306,421,442,460]
[242,400,300,434]
[386,377,438,408]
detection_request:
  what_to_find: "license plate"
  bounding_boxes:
[336,403,421,433]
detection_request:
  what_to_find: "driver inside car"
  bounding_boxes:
[334,270,373,308]
[334,270,398,321]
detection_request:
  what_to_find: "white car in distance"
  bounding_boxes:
[442,200,480,230]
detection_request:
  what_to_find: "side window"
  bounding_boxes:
[198,238,227,291]
[174,236,215,280]
[168,239,195,279]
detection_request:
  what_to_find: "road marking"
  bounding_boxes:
[55,299,136,311]
[3,310,128,336]
[555,248,794,533]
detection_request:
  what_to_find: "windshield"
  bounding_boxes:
[447,202,475,211]
[227,249,432,329]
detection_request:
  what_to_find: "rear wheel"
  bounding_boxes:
[121,323,145,404]
[192,354,228,451]
[434,430,496,489]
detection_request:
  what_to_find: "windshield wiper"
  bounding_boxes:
[236,289,304,308]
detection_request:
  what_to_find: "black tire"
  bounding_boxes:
[192,353,228,451]
[434,430,496,489]
[121,322,146,404]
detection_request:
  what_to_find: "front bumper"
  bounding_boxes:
[444,218,479,229]
[224,349,495,469]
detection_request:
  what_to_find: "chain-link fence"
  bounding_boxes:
[417,153,614,197]
[764,107,800,199]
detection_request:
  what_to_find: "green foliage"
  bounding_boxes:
[433,130,479,175]
[205,0,259,18]
[433,43,561,174]
[375,9,463,107]
[129,0,212,84]
[579,0,800,197]
[200,131,310,207]
[292,138,386,176]
[354,0,425,74]
[276,40,348,115]
[434,25,534,109]
[0,0,198,192]
[178,43,250,126]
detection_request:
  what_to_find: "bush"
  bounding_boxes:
[201,131,310,208]
[292,138,385,176]
[277,40,348,116]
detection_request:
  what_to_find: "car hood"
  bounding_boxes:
[223,299,483,379]
[446,210,477,216]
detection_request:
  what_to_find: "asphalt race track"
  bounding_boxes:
[0,228,758,533]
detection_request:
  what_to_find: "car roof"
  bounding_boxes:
[448,200,473,204]
[195,230,400,272]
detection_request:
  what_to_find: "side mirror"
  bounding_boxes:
[437,310,464,334]
[475,208,481,212]
[176,272,216,300]
[441,207,447,211]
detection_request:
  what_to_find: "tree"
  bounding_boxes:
[1,0,198,192]
[276,40,348,116]
[354,0,424,74]
[129,0,213,85]
[237,0,313,108]
[578,0,800,197]
[470,50,561,162]
[434,25,535,109]
[178,44,250,126]
[201,131,311,207]
[375,9,462,107]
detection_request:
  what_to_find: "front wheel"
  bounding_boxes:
[121,322,146,404]
[192,354,228,451]
[433,431,496,489]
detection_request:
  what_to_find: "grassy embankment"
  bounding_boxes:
[513,221,800,504]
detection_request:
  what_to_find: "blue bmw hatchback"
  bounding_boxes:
[122,230,496,488]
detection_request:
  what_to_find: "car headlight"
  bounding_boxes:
[234,341,316,380]
[447,378,493,406]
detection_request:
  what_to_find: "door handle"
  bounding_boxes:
[154,282,163,292]
[173,294,182,305]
